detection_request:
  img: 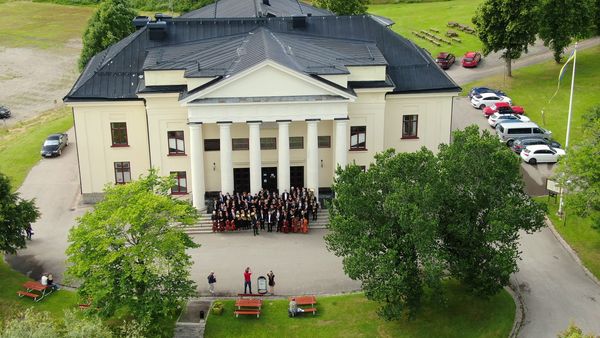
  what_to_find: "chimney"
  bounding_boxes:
[132,16,150,29]
[148,20,168,40]
[263,0,270,5]
[292,16,307,29]
[154,13,173,21]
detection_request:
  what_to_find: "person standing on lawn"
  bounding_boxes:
[208,271,216,296]
[267,270,275,295]
[244,267,252,294]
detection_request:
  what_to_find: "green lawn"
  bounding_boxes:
[0,106,74,189]
[0,259,78,326]
[0,1,93,50]
[205,281,515,338]
[369,0,484,57]
[536,197,600,281]
[462,45,600,147]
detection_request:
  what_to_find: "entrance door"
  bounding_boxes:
[290,166,304,188]
[261,167,277,192]
[233,168,250,194]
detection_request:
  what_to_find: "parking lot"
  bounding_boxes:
[452,96,556,196]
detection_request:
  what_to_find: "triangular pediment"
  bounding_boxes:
[180,60,355,105]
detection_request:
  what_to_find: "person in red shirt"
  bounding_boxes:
[244,267,252,294]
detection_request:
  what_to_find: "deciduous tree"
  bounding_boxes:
[472,0,539,77]
[79,0,138,71]
[538,0,594,63]
[558,106,600,230]
[65,170,199,335]
[0,173,40,254]
[313,0,369,15]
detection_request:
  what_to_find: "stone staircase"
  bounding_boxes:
[184,209,330,235]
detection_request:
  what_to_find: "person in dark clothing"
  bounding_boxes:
[25,224,33,240]
[267,270,275,295]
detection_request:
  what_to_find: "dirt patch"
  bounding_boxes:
[0,38,81,126]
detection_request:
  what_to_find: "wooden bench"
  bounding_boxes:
[235,310,260,318]
[302,307,317,315]
[17,290,40,301]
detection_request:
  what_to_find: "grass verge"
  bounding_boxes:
[369,0,484,57]
[461,45,600,147]
[536,197,600,281]
[0,106,74,189]
[205,281,515,338]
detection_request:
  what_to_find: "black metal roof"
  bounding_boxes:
[179,0,333,19]
[65,15,460,102]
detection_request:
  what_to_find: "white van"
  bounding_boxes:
[496,122,552,146]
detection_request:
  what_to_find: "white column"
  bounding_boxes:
[189,123,206,211]
[219,122,234,194]
[277,121,291,193]
[335,119,348,171]
[306,120,319,199]
[248,122,262,195]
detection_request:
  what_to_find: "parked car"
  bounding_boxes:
[496,122,552,146]
[468,87,506,100]
[520,144,565,164]
[488,113,530,128]
[471,92,512,109]
[483,102,525,117]
[462,51,482,68]
[435,52,456,69]
[511,138,562,154]
[40,133,68,157]
[0,105,10,119]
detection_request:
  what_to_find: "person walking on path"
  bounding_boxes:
[25,224,33,240]
[243,267,252,294]
[208,271,216,296]
[267,270,275,295]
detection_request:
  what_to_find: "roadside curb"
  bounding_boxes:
[545,217,600,287]
[505,282,525,338]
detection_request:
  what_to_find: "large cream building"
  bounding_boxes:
[64,0,460,210]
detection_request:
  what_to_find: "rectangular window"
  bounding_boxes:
[289,136,304,149]
[232,138,249,151]
[204,139,220,151]
[114,162,131,184]
[350,126,366,150]
[260,137,277,150]
[171,171,187,194]
[167,131,185,155]
[402,115,418,139]
[318,136,331,148]
[110,122,128,146]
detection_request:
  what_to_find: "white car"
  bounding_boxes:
[520,144,566,164]
[471,93,512,109]
[488,113,531,128]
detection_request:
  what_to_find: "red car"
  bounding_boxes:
[435,52,456,70]
[462,51,482,68]
[483,102,525,117]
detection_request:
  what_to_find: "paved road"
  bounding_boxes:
[452,98,600,337]
[447,37,600,86]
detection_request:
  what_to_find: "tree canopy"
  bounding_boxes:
[313,0,369,15]
[326,126,546,318]
[65,170,199,335]
[538,0,595,63]
[0,173,40,254]
[472,0,539,77]
[78,0,138,71]
[558,106,600,230]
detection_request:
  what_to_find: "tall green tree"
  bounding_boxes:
[327,126,545,319]
[0,173,40,254]
[595,0,600,35]
[313,0,369,15]
[79,0,138,71]
[437,126,546,296]
[65,170,199,336]
[538,0,594,63]
[326,149,444,318]
[557,106,600,230]
[472,0,539,77]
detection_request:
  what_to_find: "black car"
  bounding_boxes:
[41,133,69,157]
[468,87,506,100]
[0,105,10,119]
[511,138,561,154]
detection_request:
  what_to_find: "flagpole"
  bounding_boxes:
[558,42,577,216]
